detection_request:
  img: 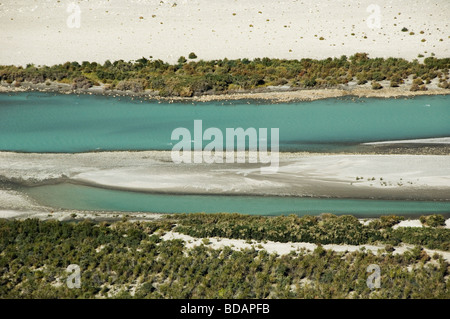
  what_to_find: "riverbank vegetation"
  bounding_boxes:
[0,214,448,299]
[175,213,450,251]
[1,53,449,97]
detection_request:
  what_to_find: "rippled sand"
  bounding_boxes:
[1,151,449,203]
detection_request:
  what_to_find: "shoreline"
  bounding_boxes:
[1,81,449,103]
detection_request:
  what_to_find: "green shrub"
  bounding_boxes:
[419,214,446,227]
[371,81,383,90]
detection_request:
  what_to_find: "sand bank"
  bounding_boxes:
[364,137,450,145]
[1,80,449,103]
[1,151,449,201]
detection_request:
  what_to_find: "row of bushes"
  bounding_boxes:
[0,218,448,299]
[1,53,449,96]
[173,213,449,250]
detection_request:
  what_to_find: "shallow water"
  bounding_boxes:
[23,183,450,217]
[0,93,449,152]
[2,93,450,216]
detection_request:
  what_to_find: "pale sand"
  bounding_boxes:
[392,219,423,229]
[0,0,449,66]
[182,87,450,103]
[161,230,450,262]
[1,151,449,201]
[364,137,450,145]
[0,208,162,222]
[1,81,449,102]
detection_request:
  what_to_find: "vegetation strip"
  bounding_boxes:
[1,53,449,98]
[0,213,448,298]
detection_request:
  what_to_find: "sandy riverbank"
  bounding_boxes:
[1,151,449,202]
[1,80,449,103]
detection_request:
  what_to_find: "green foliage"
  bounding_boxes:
[0,217,448,299]
[369,215,404,230]
[115,79,147,93]
[371,81,383,90]
[174,213,449,251]
[188,52,197,59]
[420,214,446,227]
[385,227,449,250]
[1,53,449,97]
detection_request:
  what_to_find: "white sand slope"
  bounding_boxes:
[0,0,449,66]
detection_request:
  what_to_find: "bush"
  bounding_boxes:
[369,215,404,230]
[419,215,446,227]
[371,81,383,90]
[188,52,197,59]
[115,79,147,93]
[410,84,427,91]
[71,76,93,90]
[390,80,399,87]
[438,81,449,89]
[412,78,424,85]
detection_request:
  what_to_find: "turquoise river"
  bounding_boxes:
[1,92,449,216]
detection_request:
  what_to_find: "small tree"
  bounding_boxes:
[177,56,187,64]
[188,52,197,59]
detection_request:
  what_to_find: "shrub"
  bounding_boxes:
[410,84,427,91]
[188,52,197,59]
[369,215,404,230]
[371,81,383,90]
[115,79,147,93]
[438,81,449,89]
[419,215,446,227]
[71,76,93,90]
[413,78,424,85]
[390,80,399,87]
[401,27,408,32]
